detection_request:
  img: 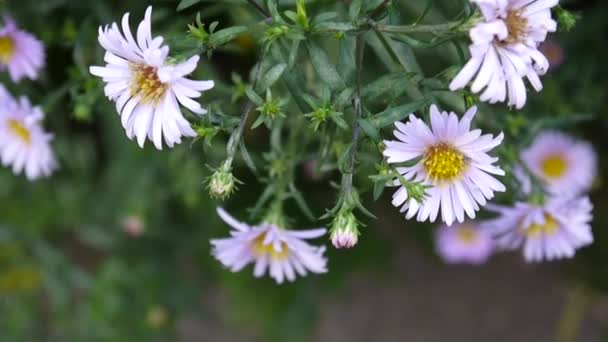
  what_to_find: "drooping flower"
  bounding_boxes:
[384,105,505,226]
[0,16,45,82]
[522,131,596,196]
[449,0,559,109]
[89,6,214,150]
[435,221,494,265]
[0,86,56,180]
[211,208,328,284]
[484,196,593,262]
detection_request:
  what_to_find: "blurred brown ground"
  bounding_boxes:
[178,243,604,342]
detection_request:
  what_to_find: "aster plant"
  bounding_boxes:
[1,0,607,338]
[83,0,595,277]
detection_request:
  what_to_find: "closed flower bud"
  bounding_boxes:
[329,210,359,249]
[208,165,237,200]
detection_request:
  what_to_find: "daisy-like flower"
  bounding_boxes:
[484,196,593,262]
[211,208,328,284]
[521,131,596,196]
[0,16,45,82]
[89,6,214,150]
[435,221,494,265]
[449,0,559,109]
[384,105,505,226]
[0,86,56,180]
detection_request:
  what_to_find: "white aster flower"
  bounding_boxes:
[89,6,214,150]
[484,196,593,262]
[384,105,506,226]
[521,130,597,196]
[211,208,328,284]
[0,86,56,180]
[450,0,559,109]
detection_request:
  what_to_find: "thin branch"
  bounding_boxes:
[374,20,462,35]
[225,51,267,167]
[342,34,366,194]
[246,0,270,18]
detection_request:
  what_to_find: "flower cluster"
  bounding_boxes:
[1,0,594,287]
[0,17,55,181]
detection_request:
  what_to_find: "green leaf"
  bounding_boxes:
[371,100,429,128]
[314,22,357,32]
[258,63,287,92]
[239,142,258,175]
[208,26,247,47]
[357,119,381,143]
[306,41,344,90]
[177,0,201,11]
[361,72,415,100]
[245,87,264,106]
[338,36,356,84]
[313,12,338,24]
[349,0,362,21]
[288,183,316,221]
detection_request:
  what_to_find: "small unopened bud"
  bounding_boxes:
[208,165,237,200]
[329,210,360,249]
[121,215,145,237]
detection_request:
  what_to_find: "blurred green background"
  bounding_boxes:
[0,0,607,341]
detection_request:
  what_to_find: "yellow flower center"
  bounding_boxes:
[130,64,168,105]
[521,215,559,238]
[541,154,568,179]
[7,119,31,144]
[423,143,466,183]
[252,233,290,260]
[456,227,478,244]
[0,36,15,64]
[503,10,528,44]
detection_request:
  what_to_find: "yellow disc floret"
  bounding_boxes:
[423,142,466,183]
[0,36,15,64]
[504,10,528,44]
[7,119,31,144]
[252,232,290,260]
[522,215,559,238]
[130,64,168,105]
[541,154,568,179]
[456,227,478,244]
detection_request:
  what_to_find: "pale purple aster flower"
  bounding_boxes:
[0,85,56,180]
[435,221,494,265]
[0,16,45,82]
[211,208,328,284]
[384,105,506,226]
[522,131,597,196]
[89,6,214,150]
[449,0,559,109]
[484,196,593,262]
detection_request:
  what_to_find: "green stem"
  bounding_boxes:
[374,20,462,35]
[246,0,270,18]
[225,51,267,167]
[342,35,366,196]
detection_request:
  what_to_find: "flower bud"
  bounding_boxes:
[208,165,237,200]
[329,210,360,249]
[121,215,145,237]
